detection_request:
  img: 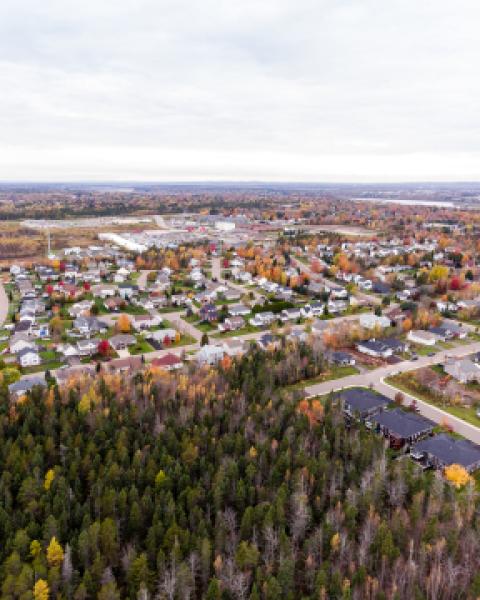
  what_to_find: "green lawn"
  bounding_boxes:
[412,344,441,356]
[157,306,184,313]
[212,324,259,338]
[122,304,148,315]
[39,350,58,361]
[171,334,197,347]
[23,360,64,374]
[386,374,480,428]
[287,365,359,391]
[129,340,155,355]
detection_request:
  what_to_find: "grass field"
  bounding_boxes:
[386,374,480,427]
[287,365,359,391]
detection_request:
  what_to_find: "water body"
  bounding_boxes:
[352,197,455,208]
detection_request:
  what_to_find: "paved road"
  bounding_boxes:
[305,340,480,443]
[212,257,264,302]
[291,256,382,306]
[137,270,153,290]
[0,282,8,328]
[163,311,203,342]
[377,378,480,444]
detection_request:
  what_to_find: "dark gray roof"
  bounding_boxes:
[331,351,352,362]
[17,347,39,359]
[8,376,46,395]
[358,340,389,353]
[371,409,434,438]
[380,337,407,351]
[335,388,390,414]
[412,434,480,469]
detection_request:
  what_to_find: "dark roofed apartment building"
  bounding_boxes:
[411,434,480,473]
[370,408,434,449]
[335,387,390,419]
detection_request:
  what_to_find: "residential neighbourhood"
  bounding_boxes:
[3,207,480,491]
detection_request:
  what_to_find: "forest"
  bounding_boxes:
[0,344,479,599]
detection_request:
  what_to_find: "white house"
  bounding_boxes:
[195,345,224,365]
[407,330,438,346]
[10,338,36,354]
[360,313,391,330]
[18,348,41,368]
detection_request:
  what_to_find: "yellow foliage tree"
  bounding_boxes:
[30,540,41,559]
[44,469,55,491]
[33,579,49,600]
[444,464,472,488]
[429,264,449,283]
[330,532,340,552]
[116,313,131,333]
[46,536,64,566]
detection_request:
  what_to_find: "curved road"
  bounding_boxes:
[0,282,8,328]
[304,341,480,443]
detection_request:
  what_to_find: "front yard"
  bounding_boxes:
[386,372,480,428]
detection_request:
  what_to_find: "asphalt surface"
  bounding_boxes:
[305,340,480,443]
[290,256,383,306]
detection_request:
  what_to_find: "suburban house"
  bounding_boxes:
[109,334,137,351]
[249,311,276,327]
[149,328,178,344]
[199,303,218,323]
[330,351,356,366]
[429,323,467,340]
[379,337,409,354]
[369,408,434,449]
[73,316,108,336]
[118,283,139,299]
[327,299,347,314]
[92,284,117,298]
[228,304,250,317]
[359,313,391,330]
[57,343,79,358]
[106,356,143,373]
[131,314,163,331]
[220,316,245,332]
[69,300,94,318]
[444,358,480,384]
[335,388,390,420]
[221,338,246,357]
[257,333,281,351]
[195,344,224,365]
[76,339,99,356]
[356,339,393,359]
[151,353,183,370]
[18,348,41,368]
[411,434,480,473]
[54,365,96,386]
[10,338,36,355]
[407,330,438,346]
[8,374,46,400]
[280,307,302,322]
[104,297,124,312]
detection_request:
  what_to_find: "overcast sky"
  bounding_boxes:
[1,0,479,182]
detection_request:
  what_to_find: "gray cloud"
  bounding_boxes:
[0,0,479,181]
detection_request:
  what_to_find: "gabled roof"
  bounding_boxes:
[371,408,434,438]
[335,388,390,414]
[151,353,183,368]
[412,434,480,469]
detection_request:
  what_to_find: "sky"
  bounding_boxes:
[1,0,480,182]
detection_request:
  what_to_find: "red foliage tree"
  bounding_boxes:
[97,339,111,358]
[449,276,461,291]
